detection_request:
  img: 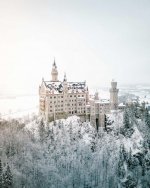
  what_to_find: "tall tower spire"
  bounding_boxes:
[63,72,67,82]
[109,79,119,110]
[63,72,68,92]
[51,58,58,81]
[53,57,56,67]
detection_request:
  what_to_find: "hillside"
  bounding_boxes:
[0,107,150,188]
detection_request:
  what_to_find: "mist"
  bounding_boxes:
[0,0,150,95]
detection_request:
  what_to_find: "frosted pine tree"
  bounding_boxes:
[0,159,3,188]
[144,108,150,128]
[123,110,130,129]
[3,165,13,188]
[121,109,134,137]
[38,118,46,143]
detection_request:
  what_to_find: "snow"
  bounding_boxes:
[25,115,94,144]
[108,110,143,156]
[120,129,143,160]
[48,115,80,126]
[0,95,39,119]
[25,120,39,134]
[119,85,150,104]
[94,99,110,104]
[44,80,87,94]
[0,83,150,187]
[122,126,142,155]
[118,103,126,107]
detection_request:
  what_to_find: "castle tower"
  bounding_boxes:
[63,73,68,91]
[86,86,89,103]
[109,80,119,110]
[94,91,99,100]
[63,72,67,82]
[51,59,58,81]
[63,73,68,114]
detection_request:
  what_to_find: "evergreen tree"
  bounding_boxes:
[0,159,3,188]
[45,122,51,139]
[129,105,138,125]
[104,114,107,131]
[121,174,137,188]
[117,146,126,179]
[38,118,45,143]
[145,108,150,128]
[50,126,54,143]
[3,165,13,188]
[127,148,139,170]
[90,131,97,152]
[121,109,135,137]
[121,144,128,161]
[123,110,130,129]
[78,127,82,139]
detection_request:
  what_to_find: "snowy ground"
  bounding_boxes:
[0,95,39,119]
[119,84,150,104]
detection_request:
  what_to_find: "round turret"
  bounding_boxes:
[94,91,99,100]
[111,79,117,89]
[110,80,119,110]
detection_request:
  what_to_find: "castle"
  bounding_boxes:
[39,60,123,128]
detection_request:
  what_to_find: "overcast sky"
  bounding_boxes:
[0,0,150,95]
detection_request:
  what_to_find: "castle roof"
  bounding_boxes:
[43,81,87,94]
[95,99,110,104]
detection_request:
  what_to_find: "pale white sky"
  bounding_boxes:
[0,0,150,95]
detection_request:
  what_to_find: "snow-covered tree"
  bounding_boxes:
[38,118,46,143]
[3,165,13,188]
[123,109,130,129]
[121,174,137,188]
[144,108,150,128]
[0,113,149,188]
[0,159,3,188]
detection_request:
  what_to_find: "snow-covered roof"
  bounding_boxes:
[95,99,110,104]
[118,103,126,107]
[89,98,110,105]
[44,81,62,92]
[43,81,87,94]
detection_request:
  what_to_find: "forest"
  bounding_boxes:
[0,105,150,188]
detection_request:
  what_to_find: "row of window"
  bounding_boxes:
[49,101,86,105]
[50,100,63,103]
[49,104,64,108]
[50,96,63,99]
[49,94,85,99]
[69,111,77,114]
[78,110,86,114]
[49,108,86,113]
[70,95,85,97]
[68,110,86,114]
[49,99,86,102]
[50,109,63,112]
[49,103,85,108]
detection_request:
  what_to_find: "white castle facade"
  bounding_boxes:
[39,60,123,128]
